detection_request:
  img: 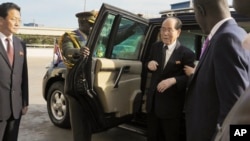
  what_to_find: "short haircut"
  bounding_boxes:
[0,2,20,18]
[166,17,182,29]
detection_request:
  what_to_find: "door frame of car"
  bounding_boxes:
[84,3,149,128]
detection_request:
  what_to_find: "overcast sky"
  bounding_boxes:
[5,0,233,28]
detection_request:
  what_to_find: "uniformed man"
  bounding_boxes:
[60,10,98,141]
[61,10,98,66]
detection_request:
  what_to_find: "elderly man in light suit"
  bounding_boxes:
[0,2,29,141]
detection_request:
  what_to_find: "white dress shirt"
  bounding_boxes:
[163,40,176,67]
[0,32,13,51]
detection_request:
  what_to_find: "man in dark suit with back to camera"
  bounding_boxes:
[146,17,195,141]
[0,2,29,141]
[214,0,250,140]
[185,0,250,141]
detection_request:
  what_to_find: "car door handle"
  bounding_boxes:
[114,66,130,88]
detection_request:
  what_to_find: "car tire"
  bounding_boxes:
[47,81,71,128]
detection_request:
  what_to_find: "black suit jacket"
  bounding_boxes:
[146,41,195,119]
[185,19,250,141]
[0,36,29,120]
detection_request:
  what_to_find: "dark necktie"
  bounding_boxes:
[162,45,168,69]
[6,38,14,66]
[200,37,210,59]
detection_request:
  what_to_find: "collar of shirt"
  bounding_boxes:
[163,41,177,67]
[208,17,233,40]
[0,32,13,51]
[164,40,176,52]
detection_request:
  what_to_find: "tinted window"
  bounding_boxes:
[94,14,115,57]
[179,31,196,52]
[179,30,205,60]
[112,18,146,60]
[93,13,147,60]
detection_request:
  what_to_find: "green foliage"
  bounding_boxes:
[16,34,60,47]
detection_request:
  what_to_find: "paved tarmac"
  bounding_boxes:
[18,48,146,141]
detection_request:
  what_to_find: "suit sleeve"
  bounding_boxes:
[175,47,195,90]
[21,41,29,107]
[145,42,161,71]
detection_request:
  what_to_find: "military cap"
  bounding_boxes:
[75,10,98,23]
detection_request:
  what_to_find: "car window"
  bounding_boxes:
[179,30,205,60]
[179,31,196,53]
[111,18,146,60]
[93,13,147,60]
[94,14,115,58]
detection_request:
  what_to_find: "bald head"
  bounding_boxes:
[192,0,231,34]
[192,0,230,15]
[233,0,250,17]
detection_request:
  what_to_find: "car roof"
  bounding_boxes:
[148,7,250,32]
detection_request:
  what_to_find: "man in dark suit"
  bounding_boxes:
[0,2,29,141]
[214,1,250,140]
[184,0,250,141]
[146,17,195,141]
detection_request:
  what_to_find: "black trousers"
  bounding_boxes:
[67,95,92,141]
[147,112,184,141]
[0,115,21,141]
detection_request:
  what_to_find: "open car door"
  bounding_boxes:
[84,3,149,129]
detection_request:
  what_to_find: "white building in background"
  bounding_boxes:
[17,26,74,36]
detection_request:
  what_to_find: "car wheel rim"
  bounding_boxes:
[50,90,67,120]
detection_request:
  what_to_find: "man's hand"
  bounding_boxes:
[184,65,195,77]
[242,33,250,50]
[148,60,158,71]
[80,46,90,58]
[157,78,176,93]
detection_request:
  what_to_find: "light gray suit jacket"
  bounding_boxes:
[0,36,29,120]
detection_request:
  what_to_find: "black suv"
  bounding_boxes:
[42,3,250,134]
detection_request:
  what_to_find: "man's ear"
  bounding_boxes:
[0,17,3,26]
[196,4,206,16]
